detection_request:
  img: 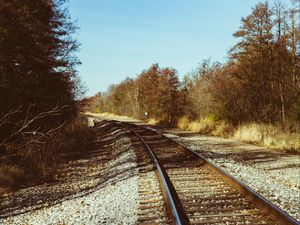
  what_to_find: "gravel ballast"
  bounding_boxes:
[137,171,169,224]
[0,177,139,225]
[163,130,300,221]
[0,122,140,225]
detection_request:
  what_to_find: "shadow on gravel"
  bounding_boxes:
[0,121,142,219]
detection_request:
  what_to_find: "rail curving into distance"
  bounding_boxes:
[102,119,299,225]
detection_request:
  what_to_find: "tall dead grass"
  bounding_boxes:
[177,116,300,153]
[234,123,300,153]
[177,116,234,138]
[147,118,159,125]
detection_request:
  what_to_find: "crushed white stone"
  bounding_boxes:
[0,124,140,225]
[0,176,139,225]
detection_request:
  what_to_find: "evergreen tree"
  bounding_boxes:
[0,0,81,123]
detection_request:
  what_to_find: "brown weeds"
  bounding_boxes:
[234,123,300,153]
[177,117,299,153]
[0,108,95,194]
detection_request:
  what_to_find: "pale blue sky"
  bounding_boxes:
[68,0,294,96]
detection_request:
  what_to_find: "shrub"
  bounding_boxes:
[187,117,218,133]
[60,116,95,155]
[0,115,95,193]
[148,118,159,125]
[177,116,190,130]
[0,165,24,192]
[212,121,235,138]
[177,115,233,136]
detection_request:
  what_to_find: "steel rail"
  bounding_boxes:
[110,120,190,225]
[161,134,299,225]
[124,121,300,225]
[91,117,299,225]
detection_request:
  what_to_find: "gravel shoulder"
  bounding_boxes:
[162,129,300,221]
[1,177,139,225]
[0,122,140,225]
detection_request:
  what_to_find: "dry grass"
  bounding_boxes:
[212,121,235,138]
[84,112,138,122]
[177,116,190,130]
[0,115,95,194]
[177,116,234,138]
[178,116,216,133]
[190,117,217,133]
[234,123,300,153]
[177,117,299,153]
[147,118,159,125]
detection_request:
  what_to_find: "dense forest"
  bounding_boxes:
[87,2,300,150]
[0,0,93,192]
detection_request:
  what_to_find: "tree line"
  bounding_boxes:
[0,0,83,139]
[88,64,185,125]
[0,0,91,188]
[87,2,300,129]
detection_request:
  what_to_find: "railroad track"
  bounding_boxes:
[107,120,299,225]
[107,121,171,224]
